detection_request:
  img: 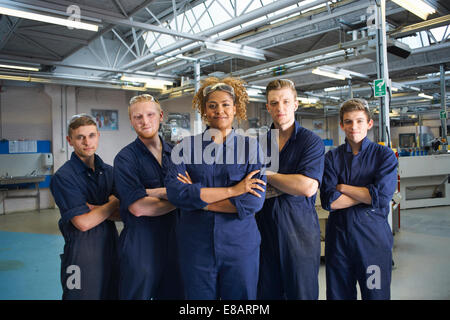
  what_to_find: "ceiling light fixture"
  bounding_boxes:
[391,0,436,20]
[120,75,173,90]
[0,64,40,72]
[298,97,319,104]
[204,40,266,62]
[0,6,99,31]
[418,93,433,99]
[312,67,347,80]
[0,74,50,83]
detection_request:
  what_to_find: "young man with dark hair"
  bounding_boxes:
[320,98,398,300]
[50,114,120,300]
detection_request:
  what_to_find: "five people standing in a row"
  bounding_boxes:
[50,76,398,300]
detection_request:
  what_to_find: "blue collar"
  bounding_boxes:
[269,120,300,142]
[135,134,172,156]
[70,152,105,173]
[345,136,371,153]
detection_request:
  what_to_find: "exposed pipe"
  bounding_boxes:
[60,86,65,154]
[440,64,448,148]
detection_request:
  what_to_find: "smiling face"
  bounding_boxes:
[340,110,374,145]
[67,124,99,161]
[266,87,298,129]
[129,100,163,140]
[204,90,236,133]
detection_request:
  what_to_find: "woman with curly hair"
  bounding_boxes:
[165,77,266,299]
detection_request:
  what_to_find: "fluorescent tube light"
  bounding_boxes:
[312,67,347,80]
[246,88,263,96]
[391,0,436,20]
[298,97,319,104]
[121,85,148,92]
[418,93,433,99]
[0,6,99,31]
[0,64,39,72]
[204,40,266,62]
[0,74,50,83]
[324,85,349,92]
[121,75,173,90]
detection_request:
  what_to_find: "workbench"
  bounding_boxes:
[0,175,46,214]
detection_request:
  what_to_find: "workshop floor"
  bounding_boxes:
[0,206,449,300]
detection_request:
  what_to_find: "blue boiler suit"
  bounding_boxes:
[256,121,324,300]
[320,137,398,300]
[113,137,182,300]
[165,129,266,300]
[50,152,119,300]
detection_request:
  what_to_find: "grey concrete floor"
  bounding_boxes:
[1,205,449,300]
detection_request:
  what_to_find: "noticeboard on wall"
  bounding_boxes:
[91,109,119,131]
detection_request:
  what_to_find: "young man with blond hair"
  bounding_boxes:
[114,94,182,300]
[256,79,324,300]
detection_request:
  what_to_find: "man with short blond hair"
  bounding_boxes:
[256,79,324,300]
[114,94,183,300]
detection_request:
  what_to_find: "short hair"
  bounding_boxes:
[265,79,297,100]
[192,77,248,122]
[68,114,97,137]
[339,98,372,123]
[128,94,161,117]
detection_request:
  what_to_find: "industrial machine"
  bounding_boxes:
[398,153,450,209]
[160,113,191,144]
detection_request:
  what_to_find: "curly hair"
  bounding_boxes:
[192,77,248,123]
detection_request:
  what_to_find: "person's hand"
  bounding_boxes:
[86,202,98,211]
[232,170,266,198]
[177,171,193,184]
[108,194,119,202]
[108,195,120,211]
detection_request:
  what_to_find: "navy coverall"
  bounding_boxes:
[256,121,324,300]
[50,152,119,300]
[113,136,182,300]
[320,137,398,300]
[165,129,266,300]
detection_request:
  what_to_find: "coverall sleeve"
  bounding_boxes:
[165,160,208,211]
[50,173,89,223]
[229,138,267,220]
[296,134,325,186]
[113,151,147,210]
[366,148,398,209]
[320,151,342,212]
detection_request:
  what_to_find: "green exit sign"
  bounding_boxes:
[440,110,447,119]
[374,79,386,97]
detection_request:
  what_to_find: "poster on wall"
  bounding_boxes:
[312,119,324,134]
[91,109,118,131]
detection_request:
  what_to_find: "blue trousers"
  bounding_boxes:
[325,212,393,300]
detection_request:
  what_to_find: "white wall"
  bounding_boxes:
[0,84,53,214]
[0,85,51,140]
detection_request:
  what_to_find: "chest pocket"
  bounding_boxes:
[186,164,206,185]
